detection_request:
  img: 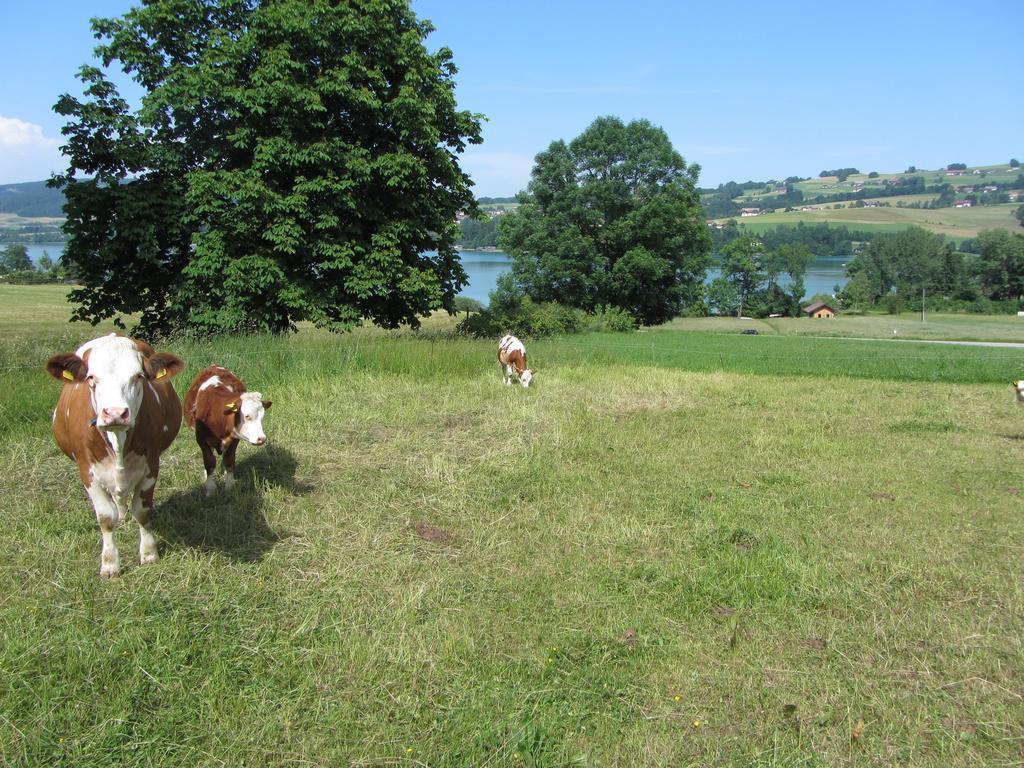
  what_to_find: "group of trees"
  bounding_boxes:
[711,221,872,258]
[840,227,1024,311]
[494,116,711,327]
[457,217,500,249]
[707,240,814,317]
[0,244,66,283]
[40,0,1024,337]
[819,168,860,182]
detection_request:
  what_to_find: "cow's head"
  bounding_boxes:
[46,335,184,431]
[228,391,271,445]
[519,369,534,388]
[1014,380,1024,405]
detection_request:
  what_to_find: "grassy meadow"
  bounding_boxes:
[718,203,1021,241]
[1,286,1023,767]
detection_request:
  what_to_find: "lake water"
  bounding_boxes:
[22,242,65,266]
[460,250,851,304]
[24,243,850,305]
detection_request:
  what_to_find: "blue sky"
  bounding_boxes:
[2,0,1021,195]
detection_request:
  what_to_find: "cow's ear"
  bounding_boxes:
[132,338,156,358]
[261,399,272,411]
[46,353,85,383]
[224,401,240,415]
[145,353,185,381]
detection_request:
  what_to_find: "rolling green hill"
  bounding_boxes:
[0,180,64,218]
[707,162,1023,240]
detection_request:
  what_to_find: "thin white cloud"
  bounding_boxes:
[0,116,64,183]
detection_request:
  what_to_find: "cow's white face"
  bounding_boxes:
[1014,381,1024,404]
[520,369,533,388]
[234,392,270,445]
[79,337,149,430]
[46,334,184,432]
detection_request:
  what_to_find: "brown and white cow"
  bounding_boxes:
[46,334,184,578]
[498,334,533,388]
[183,366,271,496]
[1014,380,1024,405]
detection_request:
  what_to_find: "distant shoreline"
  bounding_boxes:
[456,245,505,254]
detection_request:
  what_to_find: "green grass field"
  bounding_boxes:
[660,313,1024,344]
[714,163,1024,241]
[723,203,1021,241]
[1,286,1022,767]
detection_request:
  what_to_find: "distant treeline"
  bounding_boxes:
[711,222,876,257]
[458,216,500,248]
[819,167,860,182]
[0,225,67,243]
[700,174,1024,219]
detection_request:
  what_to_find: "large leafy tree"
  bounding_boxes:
[974,229,1024,301]
[1,244,33,274]
[497,117,711,326]
[716,238,814,317]
[52,0,482,336]
[843,226,964,304]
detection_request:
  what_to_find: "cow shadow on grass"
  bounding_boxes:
[155,444,310,563]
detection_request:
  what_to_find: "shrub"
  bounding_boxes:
[0,270,60,285]
[457,298,587,338]
[883,294,903,314]
[586,305,637,332]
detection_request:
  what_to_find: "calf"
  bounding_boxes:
[498,334,534,388]
[46,334,184,578]
[183,366,271,496]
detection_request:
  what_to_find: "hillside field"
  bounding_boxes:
[1,286,1022,767]
[722,203,1021,241]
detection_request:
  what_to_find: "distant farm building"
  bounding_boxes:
[740,208,761,217]
[955,199,973,208]
[803,301,836,319]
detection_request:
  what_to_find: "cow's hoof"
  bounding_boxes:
[203,482,216,497]
[99,565,120,579]
[140,551,159,566]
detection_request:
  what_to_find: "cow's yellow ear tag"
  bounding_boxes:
[156,369,167,379]
[62,370,74,381]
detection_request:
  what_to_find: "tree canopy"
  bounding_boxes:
[496,116,711,326]
[710,238,813,317]
[836,226,1022,309]
[52,0,482,336]
[1,244,33,274]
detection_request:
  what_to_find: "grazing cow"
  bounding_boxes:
[46,334,184,578]
[498,334,533,388]
[183,366,271,496]
[1015,380,1024,405]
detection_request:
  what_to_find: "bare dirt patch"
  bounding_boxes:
[412,522,455,545]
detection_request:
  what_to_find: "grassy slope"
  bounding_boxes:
[714,164,1023,240]
[1,287,1022,767]
[728,204,1020,240]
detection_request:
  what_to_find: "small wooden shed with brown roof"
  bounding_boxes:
[803,301,836,318]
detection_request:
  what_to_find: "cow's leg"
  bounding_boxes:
[503,363,513,385]
[86,484,120,578]
[134,477,159,565]
[222,439,239,491]
[199,439,218,496]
